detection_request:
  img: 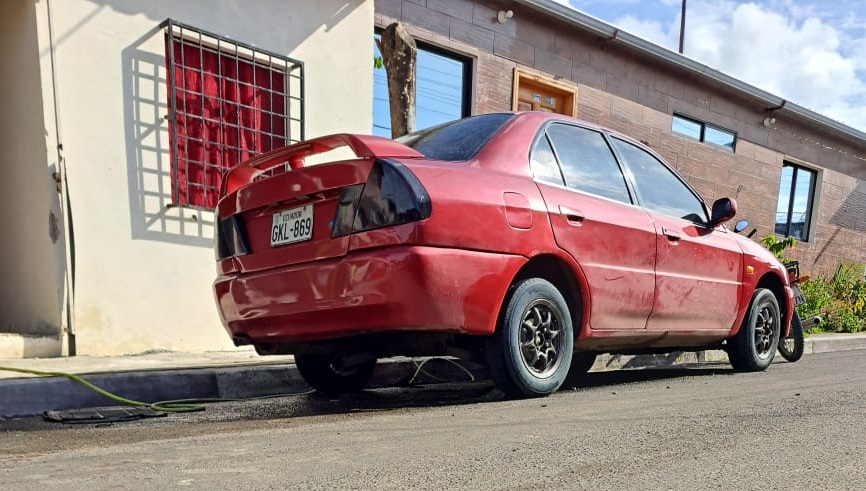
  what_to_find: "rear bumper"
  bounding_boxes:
[214,246,526,345]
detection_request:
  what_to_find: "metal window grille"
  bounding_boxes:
[163,19,304,209]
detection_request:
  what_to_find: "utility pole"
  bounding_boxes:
[679,0,687,54]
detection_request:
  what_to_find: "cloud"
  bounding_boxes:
[607,1,866,131]
[551,1,866,131]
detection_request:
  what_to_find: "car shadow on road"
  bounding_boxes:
[567,364,732,390]
[235,364,734,421]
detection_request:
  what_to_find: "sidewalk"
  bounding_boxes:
[2,334,865,418]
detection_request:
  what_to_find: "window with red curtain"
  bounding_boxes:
[164,21,303,208]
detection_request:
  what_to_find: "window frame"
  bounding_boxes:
[672,113,737,152]
[372,31,472,136]
[774,161,819,241]
[163,18,304,209]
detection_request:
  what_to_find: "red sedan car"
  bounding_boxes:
[214,112,793,398]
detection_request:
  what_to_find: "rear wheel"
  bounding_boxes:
[294,353,377,395]
[728,288,780,371]
[486,278,574,398]
[778,310,805,362]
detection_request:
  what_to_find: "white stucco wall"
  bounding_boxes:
[36,0,373,355]
[0,0,66,357]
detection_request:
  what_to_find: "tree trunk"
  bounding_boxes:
[378,23,416,139]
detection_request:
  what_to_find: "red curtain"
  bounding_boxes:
[167,38,286,208]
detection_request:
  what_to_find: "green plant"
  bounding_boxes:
[797,262,866,334]
[756,236,866,333]
[760,235,796,260]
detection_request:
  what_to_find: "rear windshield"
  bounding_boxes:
[396,113,514,161]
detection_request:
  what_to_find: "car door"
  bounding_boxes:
[532,123,657,331]
[610,137,742,332]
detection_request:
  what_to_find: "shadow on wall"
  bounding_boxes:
[809,181,866,268]
[108,1,366,247]
[122,26,213,248]
[829,181,866,234]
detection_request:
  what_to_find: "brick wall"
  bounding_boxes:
[375,0,866,275]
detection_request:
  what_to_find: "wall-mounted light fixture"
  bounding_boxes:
[497,10,514,24]
[763,100,785,128]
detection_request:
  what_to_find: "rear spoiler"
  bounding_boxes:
[221,133,423,196]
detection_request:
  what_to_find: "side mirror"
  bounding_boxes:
[710,197,737,227]
[733,219,749,233]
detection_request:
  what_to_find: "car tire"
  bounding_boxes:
[728,288,780,371]
[294,353,377,395]
[486,278,574,398]
[778,310,805,362]
[562,352,596,388]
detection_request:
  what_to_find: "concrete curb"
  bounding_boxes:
[2,334,864,418]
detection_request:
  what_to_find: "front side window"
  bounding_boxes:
[775,163,817,240]
[165,20,303,208]
[612,138,708,223]
[373,36,470,137]
[544,124,631,204]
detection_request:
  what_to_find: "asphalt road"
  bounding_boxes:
[1,351,865,490]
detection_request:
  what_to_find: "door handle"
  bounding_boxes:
[662,227,681,241]
[558,205,584,224]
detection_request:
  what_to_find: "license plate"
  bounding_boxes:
[270,204,313,247]
[792,283,806,306]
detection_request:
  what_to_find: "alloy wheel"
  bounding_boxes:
[753,304,777,360]
[519,300,565,378]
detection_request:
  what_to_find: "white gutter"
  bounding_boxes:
[514,0,866,143]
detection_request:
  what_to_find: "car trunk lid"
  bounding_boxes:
[216,134,423,273]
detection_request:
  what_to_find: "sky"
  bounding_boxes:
[552,0,866,133]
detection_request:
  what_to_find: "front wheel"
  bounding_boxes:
[728,288,781,371]
[486,278,574,398]
[778,310,805,362]
[294,353,377,395]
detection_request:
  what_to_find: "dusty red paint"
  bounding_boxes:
[213,112,792,353]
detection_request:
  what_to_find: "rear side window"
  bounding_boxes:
[530,134,565,186]
[397,113,514,161]
[545,124,632,204]
[611,138,708,223]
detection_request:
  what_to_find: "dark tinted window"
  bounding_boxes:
[612,138,708,223]
[529,134,565,186]
[546,124,631,204]
[397,113,513,161]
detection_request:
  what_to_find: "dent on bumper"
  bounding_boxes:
[214,246,526,344]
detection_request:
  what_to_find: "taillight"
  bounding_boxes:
[331,159,431,238]
[216,215,250,260]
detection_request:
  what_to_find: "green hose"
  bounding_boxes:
[0,366,230,413]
